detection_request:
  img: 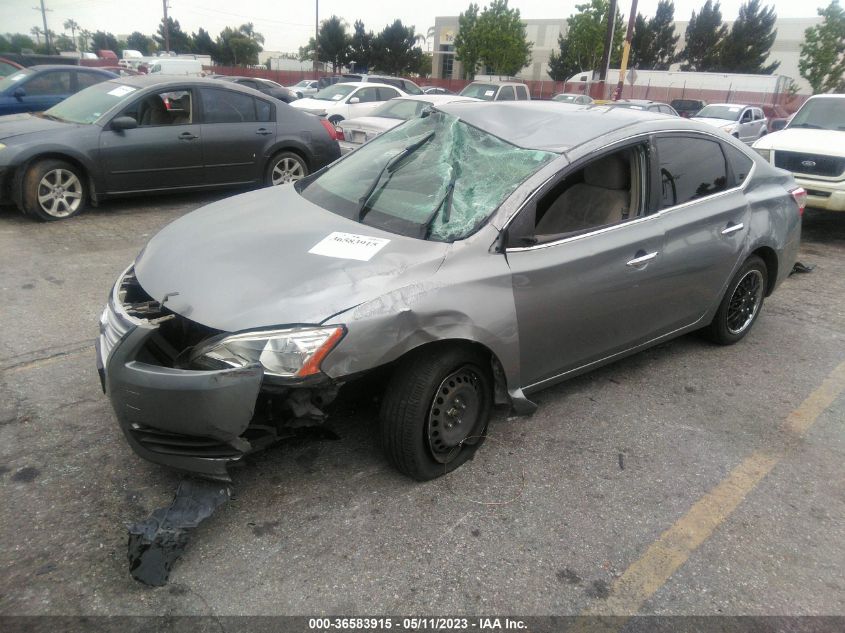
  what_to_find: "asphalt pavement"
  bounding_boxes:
[0,194,842,621]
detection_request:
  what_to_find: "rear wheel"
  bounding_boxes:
[380,346,493,481]
[265,151,308,186]
[706,255,767,345]
[22,159,86,221]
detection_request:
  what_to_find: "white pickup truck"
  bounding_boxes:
[753,95,845,212]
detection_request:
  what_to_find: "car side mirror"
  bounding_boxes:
[348,97,360,104]
[111,116,138,131]
[771,118,788,132]
[13,87,25,100]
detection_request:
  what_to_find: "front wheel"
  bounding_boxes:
[705,255,768,345]
[22,159,86,221]
[265,151,308,186]
[380,346,493,481]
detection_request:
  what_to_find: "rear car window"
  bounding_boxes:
[200,88,258,123]
[722,144,754,185]
[515,85,528,100]
[656,136,728,208]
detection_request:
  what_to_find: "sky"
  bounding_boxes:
[1,0,821,53]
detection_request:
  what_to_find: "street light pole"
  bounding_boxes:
[162,0,170,54]
[314,0,319,76]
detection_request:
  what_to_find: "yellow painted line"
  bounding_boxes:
[573,359,845,629]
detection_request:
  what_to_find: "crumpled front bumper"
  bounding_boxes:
[98,326,264,479]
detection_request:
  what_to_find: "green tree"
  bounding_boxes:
[349,20,373,72]
[126,31,156,55]
[63,19,79,50]
[475,0,532,76]
[0,34,10,52]
[30,27,43,47]
[454,3,481,79]
[216,25,263,66]
[549,0,624,79]
[318,15,351,72]
[154,17,192,53]
[78,29,91,52]
[191,28,216,58]
[547,35,581,80]
[679,0,728,71]
[649,0,679,69]
[54,34,76,52]
[799,1,845,92]
[370,20,420,75]
[91,30,120,52]
[8,33,36,52]
[719,0,779,73]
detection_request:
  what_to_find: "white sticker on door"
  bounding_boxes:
[309,232,390,261]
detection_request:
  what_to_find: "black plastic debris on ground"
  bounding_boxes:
[791,261,816,274]
[127,478,231,586]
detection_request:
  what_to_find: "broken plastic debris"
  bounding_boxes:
[127,479,231,586]
[791,262,815,274]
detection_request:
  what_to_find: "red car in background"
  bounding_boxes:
[0,57,24,78]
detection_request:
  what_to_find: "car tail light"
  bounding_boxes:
[790,187,807,216]
[334,126,345,141]
[318,118,338,140]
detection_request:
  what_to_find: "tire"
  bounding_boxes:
[327,115,343,125]
[22,159,86,221]
[705,255,768,345]
[380,345,493,481]
[265,151,308,186]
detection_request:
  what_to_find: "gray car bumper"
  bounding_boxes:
[99,326,264,479]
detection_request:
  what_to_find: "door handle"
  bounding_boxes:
[721,222,744,235]
[626,251,659,267]
[178,132,198,141]
[255,128,272,136]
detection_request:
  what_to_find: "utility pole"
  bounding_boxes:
[162,0,171,54]
[613,0,638,101]
[313,0,319,76]
[597,0,617,100]
[33,0,52,54]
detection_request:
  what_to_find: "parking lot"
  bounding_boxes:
[0,194,843,619]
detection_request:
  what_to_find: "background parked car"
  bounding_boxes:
[317,75,344,89]
[0,65,116,115]
[336,94,479,154]
[148,58,203,76]
[552,92,593,105]
[0,57,24,78]
[692,103,768,143]
[752,94,845,212]
[459,81,531,101]
[670,98,706,118]
[422,86,454,95]
[289,79,319,98]
[291,81,407,123]
[604,99,679,115]
[216,76,298,103]
[100,66,142,77]
[340,74,424,95]
[0,76,340,221]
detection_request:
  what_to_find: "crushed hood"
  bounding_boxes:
[0,112,75,142]
[134,185,450,332]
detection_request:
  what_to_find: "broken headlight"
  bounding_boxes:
[189,326,345,378]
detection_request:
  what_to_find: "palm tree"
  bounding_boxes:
[78,28,91,52]
[426,26,436,51]
[30,26,43,46]
[63,19,79,50]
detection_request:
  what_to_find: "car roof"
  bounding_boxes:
[27,65,114,73]
[434,101,704,152]
[707,103,754,108]
[395,94,477,104]
[333,81,400,89]
[95,75,277,97]
[466,80,527,86]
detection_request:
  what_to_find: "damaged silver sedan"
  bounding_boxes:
[98,102,804,481]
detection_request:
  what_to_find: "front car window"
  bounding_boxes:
[313,84,356,101]
[402,81,423,95]
[788,97,845,131]
[44,81,139,124]
[696,105,742,121]
[299,111,556,242]
[370,99,432,120]
[459,83,498,101]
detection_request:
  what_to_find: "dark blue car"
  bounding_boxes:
[0,65,116,115]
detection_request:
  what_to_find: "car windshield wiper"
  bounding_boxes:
[38,113,66,122]
[418,162,460,239]
[791,122,823,129]
[356,131,435,223]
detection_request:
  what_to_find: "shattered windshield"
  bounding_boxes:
[299,110,556,242]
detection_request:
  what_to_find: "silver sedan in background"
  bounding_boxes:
[98,102,804,482]
[336,94,478,154]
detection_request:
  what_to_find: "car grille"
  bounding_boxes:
[774,151,845,178]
